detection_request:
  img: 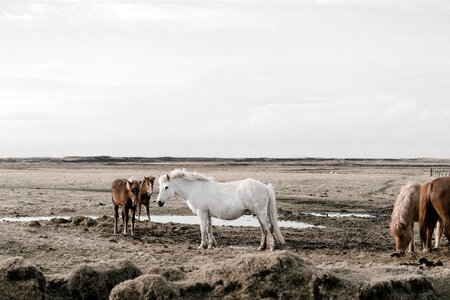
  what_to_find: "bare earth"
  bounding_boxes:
[1,158,450,299]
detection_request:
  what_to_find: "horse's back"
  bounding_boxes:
[235,178,270,206]
[407,182,421,222]
[429,177,450,211]
[112,179,128,205]
[430,177,450,197]
[392,181,420,225]
[199,178,269,219]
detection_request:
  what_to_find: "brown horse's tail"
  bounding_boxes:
[419,181,435,243]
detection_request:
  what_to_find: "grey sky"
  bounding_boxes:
[1,0,449,158]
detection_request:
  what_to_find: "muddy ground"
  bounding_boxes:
[1,159,450,299]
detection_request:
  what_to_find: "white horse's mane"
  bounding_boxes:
[159,169,214,185]
[390,181,420,230]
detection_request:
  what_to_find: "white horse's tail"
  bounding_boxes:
[268,183,285,245]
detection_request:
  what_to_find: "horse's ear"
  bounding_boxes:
[139,180,142,185]
[150,177,155,183]
[144,176,149,180]
[167,174,170,181]
[126,180,131,190]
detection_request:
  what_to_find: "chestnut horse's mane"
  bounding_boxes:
[390,182,420,233]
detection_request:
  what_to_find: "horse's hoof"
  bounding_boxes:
[257,246,265,251]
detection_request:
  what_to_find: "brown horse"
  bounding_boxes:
[138,176,155,221]
[111,178,140,236]
[419,177,450,253]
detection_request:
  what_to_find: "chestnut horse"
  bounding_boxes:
[390,181,442,254]
[390,182,421,253]
[138,176,155,221]
[111,178,140,236]
[419,177,450,253]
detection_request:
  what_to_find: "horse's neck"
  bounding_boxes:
[173,179,202,201]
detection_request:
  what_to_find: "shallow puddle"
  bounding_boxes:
[305,212,375,218]
[0,214,322,229]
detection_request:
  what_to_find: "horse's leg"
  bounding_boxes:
[123,206,129,235]
[435,219,443,249]
[408,223,414,253]
[425,199,444,252]
[113,203,119,234]
[197,212,208,249]
[425,218,438,253]
[137,204,141,221]
[442,217,450,245]
[207,215,216,249]
[256,212,275,251]
[131,207,136,236]
[145,203,151,222]
[257,218,267,251]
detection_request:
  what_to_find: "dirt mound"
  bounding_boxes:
[51,217,71,224]
[67,259,141,300]
[108,251,440,299]
[183,250,317,298]
[71,216,98,227]
[359,277,436,300]
[109,251,353,299]
[147,266,186,281]
[110,274,178,300]
[0,256,46,300]
[180,250,357,299]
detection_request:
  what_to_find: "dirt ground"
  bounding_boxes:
[1,159,450,298]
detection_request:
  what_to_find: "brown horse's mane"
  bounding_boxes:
[159,169,214,185]
[390,182,420,234]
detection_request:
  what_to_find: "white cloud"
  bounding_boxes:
[0,0,273,30]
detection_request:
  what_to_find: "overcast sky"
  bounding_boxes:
[1,0,449,158]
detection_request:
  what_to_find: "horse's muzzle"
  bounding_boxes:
[157,201,164,207]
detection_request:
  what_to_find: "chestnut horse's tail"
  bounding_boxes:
[268,183,285,245]
[419,181,436,243]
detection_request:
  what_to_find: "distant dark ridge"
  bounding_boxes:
[0,156,450,168]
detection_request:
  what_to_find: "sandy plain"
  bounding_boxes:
[1,158,450,299]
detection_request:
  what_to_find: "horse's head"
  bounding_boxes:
[156,174,175,207]
[141,176,155,197]
[126,179,141,207]
[391,223,411,252]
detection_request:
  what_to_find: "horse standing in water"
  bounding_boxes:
[155,169,285,251]
[111,178,140,236]
[390,181,442,255]
[138,176,155,221]
[419,177,450,253]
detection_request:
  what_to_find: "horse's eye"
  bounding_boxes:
[165,186,169,190]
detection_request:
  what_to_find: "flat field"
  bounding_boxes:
[1,158,450,299]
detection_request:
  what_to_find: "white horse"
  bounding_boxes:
[155,169,285,251]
